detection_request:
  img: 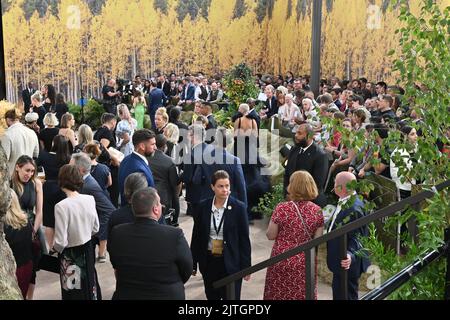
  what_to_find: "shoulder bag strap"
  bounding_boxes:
[291,201,313,240]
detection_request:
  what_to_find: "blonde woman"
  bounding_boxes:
[11,155,44,300]
[75,124,112,167]
[4,190,34,299]
[59,113,77,150]
[117,104,137,157]
[30,91,46,130]
[39,113,60,152]
[264,171,324,300]
[155,107,169,135]
[164,122,179,159]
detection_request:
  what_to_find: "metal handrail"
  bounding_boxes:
[213,179,450,298]
[361,239,449,300]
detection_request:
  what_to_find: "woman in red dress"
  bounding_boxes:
[264,170,324,300]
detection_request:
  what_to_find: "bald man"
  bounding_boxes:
[326,172,370,300]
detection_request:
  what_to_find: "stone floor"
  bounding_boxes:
[34,197,336,300]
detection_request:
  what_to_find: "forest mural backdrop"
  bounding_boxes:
[1,0,445,104]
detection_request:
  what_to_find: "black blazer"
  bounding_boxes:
[284,142,329,207]
[327,197,371,278]
[108,218,193,300]
[22,88,35,110]
[147,150,180,210]
[264,96,278,117]
[190,196,251,276]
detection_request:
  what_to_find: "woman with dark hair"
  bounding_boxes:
[83,142,112,194]
[42,84,56,111]
[37,135,71,247]
[59,113,77,151]
[54,164,101,300]
[53,93,69,123]
[11,155,43,300]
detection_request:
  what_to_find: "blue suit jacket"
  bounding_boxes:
[181,84,196,101]
[118,153,155,205]
[147,88,167,114]
[190,196,251,275]
[82,174,116,240]
[327,197,371,278]
[182,144,247,206]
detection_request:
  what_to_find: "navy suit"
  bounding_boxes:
[181,83,196,102]
[81,175,116,241]
[327,197,370,300]
[118,152,155,205]
[146,88,167,129]
[182,144,247,209]
[191,196,251,300]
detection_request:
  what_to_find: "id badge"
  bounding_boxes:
[211,239,224,256]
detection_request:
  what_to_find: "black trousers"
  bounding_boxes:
[332,273,360,300]
[202,253,242,300]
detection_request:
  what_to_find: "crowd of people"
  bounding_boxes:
[1,70,449,301]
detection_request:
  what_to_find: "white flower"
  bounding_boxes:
[227,206,232,210]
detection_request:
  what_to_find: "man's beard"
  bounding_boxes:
[296,138,308,148]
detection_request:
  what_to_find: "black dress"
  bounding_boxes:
[18,181,41,284]
[36,152,67,228]
[39,127,60,152]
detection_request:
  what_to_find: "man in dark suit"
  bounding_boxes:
[246,98,261,130]
[147,134,181,226]
[157,73,171,98]
[327,172,370,300]
[179,76,196,106]
[70,153,116,263]
[108,188,192,300]
[191,170,251,300]
[118,129,156,205]
[21,82,35,110]
[182,124,247,217]
[284,123,329,207]
[261,85,277,119]
[146,81,167,129]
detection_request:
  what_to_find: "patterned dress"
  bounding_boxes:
[263,201,324,300]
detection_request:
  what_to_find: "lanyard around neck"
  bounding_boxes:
[211,209,225,236]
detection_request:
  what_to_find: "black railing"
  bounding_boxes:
[361,228,450,300]
[213,179,450,300]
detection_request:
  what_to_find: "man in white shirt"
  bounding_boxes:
[1,109,39,177]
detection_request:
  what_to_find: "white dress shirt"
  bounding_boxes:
[208,196,229,250]
[327,192,356,233]
[133,151,148,166]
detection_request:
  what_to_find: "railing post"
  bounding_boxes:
[339,235,349,300]
[226,281,236,300]
[445,228,450,300]
[305,247,316,300]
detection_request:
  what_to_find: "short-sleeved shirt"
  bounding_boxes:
[39,127,60,152]
[102,85,116,103]
[94,126,117,149]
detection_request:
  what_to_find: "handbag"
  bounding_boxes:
[291,201,313,240]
